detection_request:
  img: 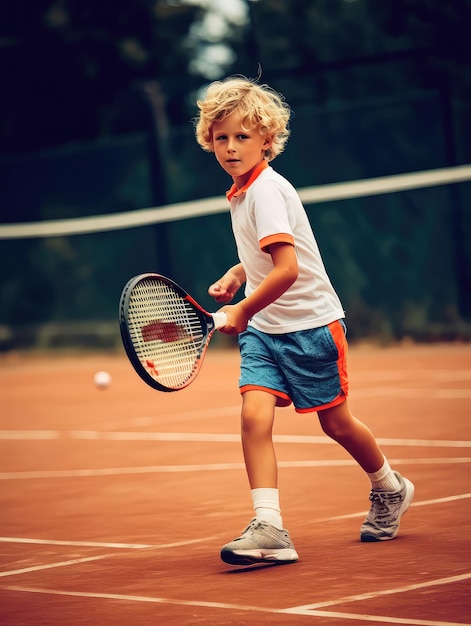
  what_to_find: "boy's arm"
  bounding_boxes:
[218,242,298,334]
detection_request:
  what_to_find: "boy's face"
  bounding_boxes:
[211,108,272,188]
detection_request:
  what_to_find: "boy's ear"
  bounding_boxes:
[263,135,273,149]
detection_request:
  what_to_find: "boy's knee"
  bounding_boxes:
[241,408,274,439]
[320,418,342,440]
[241,411,256,431]
[318,407,354,441]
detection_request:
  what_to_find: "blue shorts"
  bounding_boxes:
[238,320,349,413]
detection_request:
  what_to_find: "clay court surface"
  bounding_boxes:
[0,342,470,625]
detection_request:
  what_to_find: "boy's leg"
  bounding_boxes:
[317,399,386,474]
[241,390,283,527]
[220,390,298,565]
[318,399,414,541]
[240,390,278,488]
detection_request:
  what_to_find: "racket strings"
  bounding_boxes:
[126,279,206,388]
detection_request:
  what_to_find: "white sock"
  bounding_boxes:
[367,457,401,491]
[251,488,283,529]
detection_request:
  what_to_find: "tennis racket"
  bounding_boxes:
[119,273,227,392]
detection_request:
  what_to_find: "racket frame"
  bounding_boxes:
[119,273,225,392]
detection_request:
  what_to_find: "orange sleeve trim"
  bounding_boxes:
[260,233,295,253]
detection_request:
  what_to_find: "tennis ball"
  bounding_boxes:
[94,370,111,389]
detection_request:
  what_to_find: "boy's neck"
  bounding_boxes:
[227,160,269,200]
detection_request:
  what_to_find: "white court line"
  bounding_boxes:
[64,433,471,447]
[0,536,217,550]
[300,610,469,626]
[1,585,284,615]
[1,458,470,480]
[316,492,471,522]
[352,387,471,399]
[359,370,471,382]
[1,523,469,624]
[1,493,469,551]
[0,536,220,578]
[3,578,470,626]
[0,555,112,578]
[1,430,470,448]
[0,537,153,549]
[287,571,471,613]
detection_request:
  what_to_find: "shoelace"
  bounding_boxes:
[239,519,290,544]
[232,520,263,541]
[368,491,403,522]
[244,520,267,534]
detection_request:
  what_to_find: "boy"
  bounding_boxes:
[194,76,414,566]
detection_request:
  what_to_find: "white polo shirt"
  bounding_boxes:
[227,160,345,334]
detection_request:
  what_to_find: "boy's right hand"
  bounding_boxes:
[215,303,249,335]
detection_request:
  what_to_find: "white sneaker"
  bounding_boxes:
[221,518,299,565]
[360,471,415,542]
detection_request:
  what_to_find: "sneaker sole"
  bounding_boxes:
[361,478,415,542]
[221,548,299,566]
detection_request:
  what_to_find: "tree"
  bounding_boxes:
[0,0,206,153]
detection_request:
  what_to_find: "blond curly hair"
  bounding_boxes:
[194,76,291,162]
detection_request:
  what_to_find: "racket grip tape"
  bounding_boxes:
[212,311,227,329]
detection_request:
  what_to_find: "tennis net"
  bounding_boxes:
[0,164,469,239]
[0,164,470,349]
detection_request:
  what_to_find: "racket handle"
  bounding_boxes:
[212,311,228,329]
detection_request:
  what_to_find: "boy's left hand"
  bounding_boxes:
[208,282,235,303]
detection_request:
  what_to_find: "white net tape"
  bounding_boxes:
[1,165,470,239]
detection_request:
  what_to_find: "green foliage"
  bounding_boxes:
[1,0,205,152]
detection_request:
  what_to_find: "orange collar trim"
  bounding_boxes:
[226,160,269,201]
